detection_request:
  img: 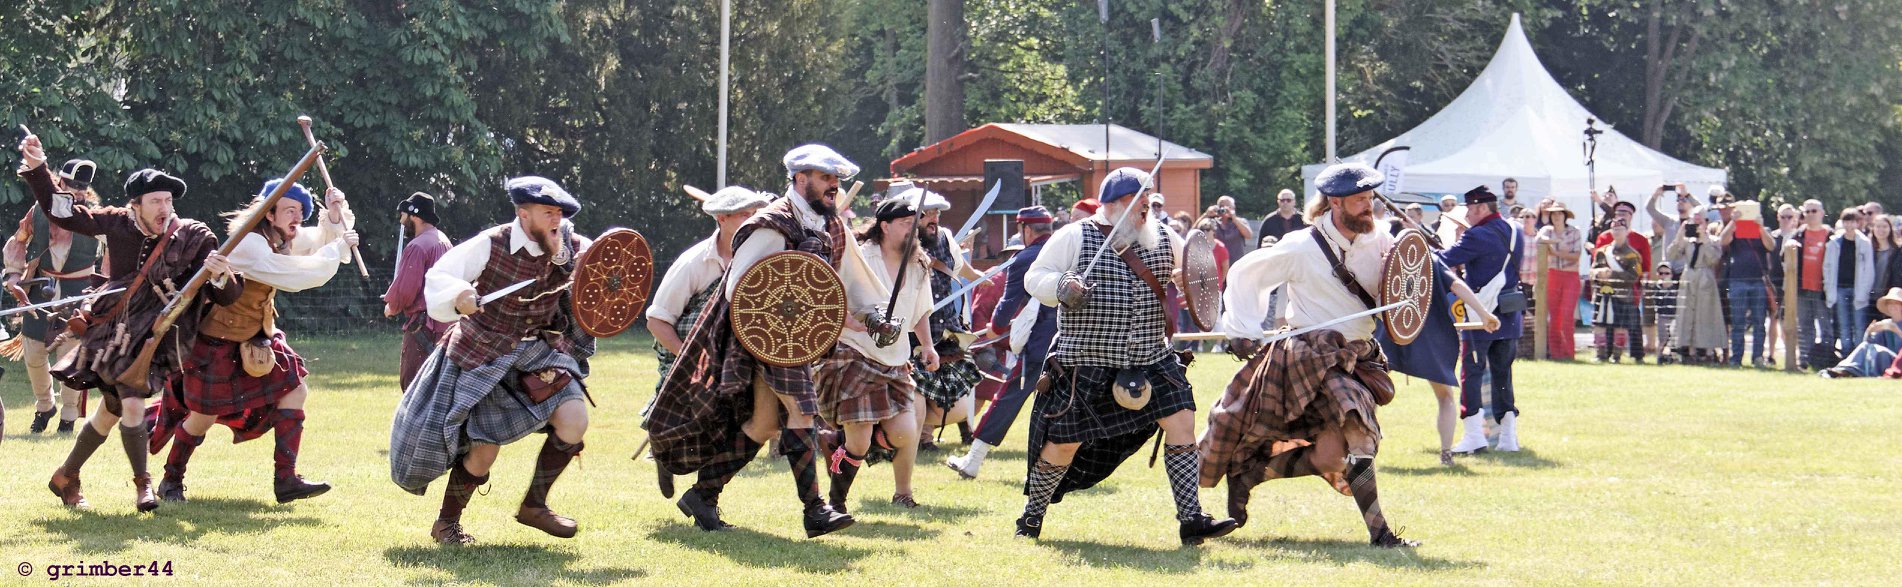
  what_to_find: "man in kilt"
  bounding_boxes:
[389,176,594,545]
[914,336,979,447]
[1207,163,1497,548]
[1592,218,1647,363]
[643,144,858,538]
[817,196,940,512]
[20,132,240,512]
[1014,167,1238,545]
[383,192,453,390]
[643,185,771,497]
[151,179,358,504]
[4,158,103,435]
[913,191,982,446]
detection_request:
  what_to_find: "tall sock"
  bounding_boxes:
[780,427,823,507]
[522,435,583,510]
[691,435,764,505]
[437,461,487,523]
[1021,457,1069,521]
[828,448,865,508]
[118,422,149,478]
[1347,457,1392,541]
[1162,444,1206,522]
[61,424,109,475]
[271,409,304,481]
[163,428,205,482]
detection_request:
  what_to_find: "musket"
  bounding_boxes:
[115,144,325,392]
[297,116,371,278]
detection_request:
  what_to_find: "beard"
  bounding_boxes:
[1339,207,1374,234]
[802,182,838,217]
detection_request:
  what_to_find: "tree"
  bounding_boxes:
[925,0,968,145]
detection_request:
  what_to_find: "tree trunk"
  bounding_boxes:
[924,0,966,146]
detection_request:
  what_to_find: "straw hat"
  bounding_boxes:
[1879,287,1902,318]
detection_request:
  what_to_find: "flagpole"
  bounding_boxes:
[717,0,730,187]
[1325,0,1337,162]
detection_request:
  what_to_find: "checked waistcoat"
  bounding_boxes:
[1054,222,1173,368]
[442,225,580,370]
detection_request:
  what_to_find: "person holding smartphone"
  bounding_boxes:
[1668,207,1727,363]
[1720,197,1777,367]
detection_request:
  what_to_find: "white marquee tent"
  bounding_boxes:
[1302,13,1727,234]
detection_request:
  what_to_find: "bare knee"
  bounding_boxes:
[1158,409,1196,444]
[182,412,217,436]
[462,444,501,476]
[549,399,588,444]
[1039,441,1079,465]
[118,397,146,424]
[842,423,874,455]
[279,384,310,410]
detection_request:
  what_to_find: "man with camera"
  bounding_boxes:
[1259,189,1307,240]
[1719,196,1776,367]
[1205,195,1254,256]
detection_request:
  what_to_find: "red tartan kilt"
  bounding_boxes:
[179,333,307,416]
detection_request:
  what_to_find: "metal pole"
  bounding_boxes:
[1325,0,1337,162]
[1101,0,1111,182]
[717,0,730,187]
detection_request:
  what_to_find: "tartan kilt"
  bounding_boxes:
[179,333,306,417]
[1024,353,1196,502]
[1593,292,1643,329]
[1198,330,1389,489]
[814,345,914,424]
[913,357,978,409]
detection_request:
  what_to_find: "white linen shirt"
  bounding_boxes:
[425,219,592,324]
[1221,212,1394,342]
[644,233,725,324]
[218,205,355,292]
[836,240,933,367]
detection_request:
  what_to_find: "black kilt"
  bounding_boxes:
[1025,353,1195,502]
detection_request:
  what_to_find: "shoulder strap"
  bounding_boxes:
[1114,242,1176,339]
[92,221,176,324]
[1311,229,1378,310]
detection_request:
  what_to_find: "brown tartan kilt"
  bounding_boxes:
[1199,330,1390,489]
[814,345,915,424]
[179,332,307,417]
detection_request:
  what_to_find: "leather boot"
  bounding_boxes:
[1179,513,1241,546]
[48,467,88,509]
[132,473,158,513]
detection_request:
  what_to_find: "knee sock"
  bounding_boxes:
[522,435,583,510]
[271,409,305,481]
[1162,444,1206,522]
[1021,457,1069,521]
[1347,457,1393,541]
[118,422,150,478]
[691,435,764,505]
[61,424,109,475]
[828,447,865,508]
[780,427,823,507]
[163,428,205,482]
[438,461,488,523]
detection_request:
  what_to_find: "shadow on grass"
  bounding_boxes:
[384,543,644,584]
[1039,538,1224,573]
[841,519,938,542]
[31,497,321,555]
[1464,448,1562,468]
[1228,535,1485,571]
[854,499,986,523]
[648,524,876,573]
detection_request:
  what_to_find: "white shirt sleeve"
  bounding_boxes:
[288,204,355,257]
[725,229,787,300]
[225,233,344,293]
[1221,244,1298,340]
[645,241,713,325]
[1025,223,1084,306]
[425,231,493,323]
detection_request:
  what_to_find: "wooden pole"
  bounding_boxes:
[1782,245,1799,371]
[1534,241,1550,360]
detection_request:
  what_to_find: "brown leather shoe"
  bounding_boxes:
[515,505,578,538]
[132,473,159,512]
[430,519,476,546]
[48,467,89,509]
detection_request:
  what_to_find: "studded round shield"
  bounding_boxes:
[730,250,847,367]
[1379,229,1437,345]
[570,228,655,338]
[1180,229,1223,331]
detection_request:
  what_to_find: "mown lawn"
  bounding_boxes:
[2,332,1899,585]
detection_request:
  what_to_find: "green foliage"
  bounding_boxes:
[3,0,1899,262]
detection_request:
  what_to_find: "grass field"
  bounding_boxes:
[3,332,1899,585]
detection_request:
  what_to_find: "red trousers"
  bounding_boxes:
[1546,268,1581,359]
